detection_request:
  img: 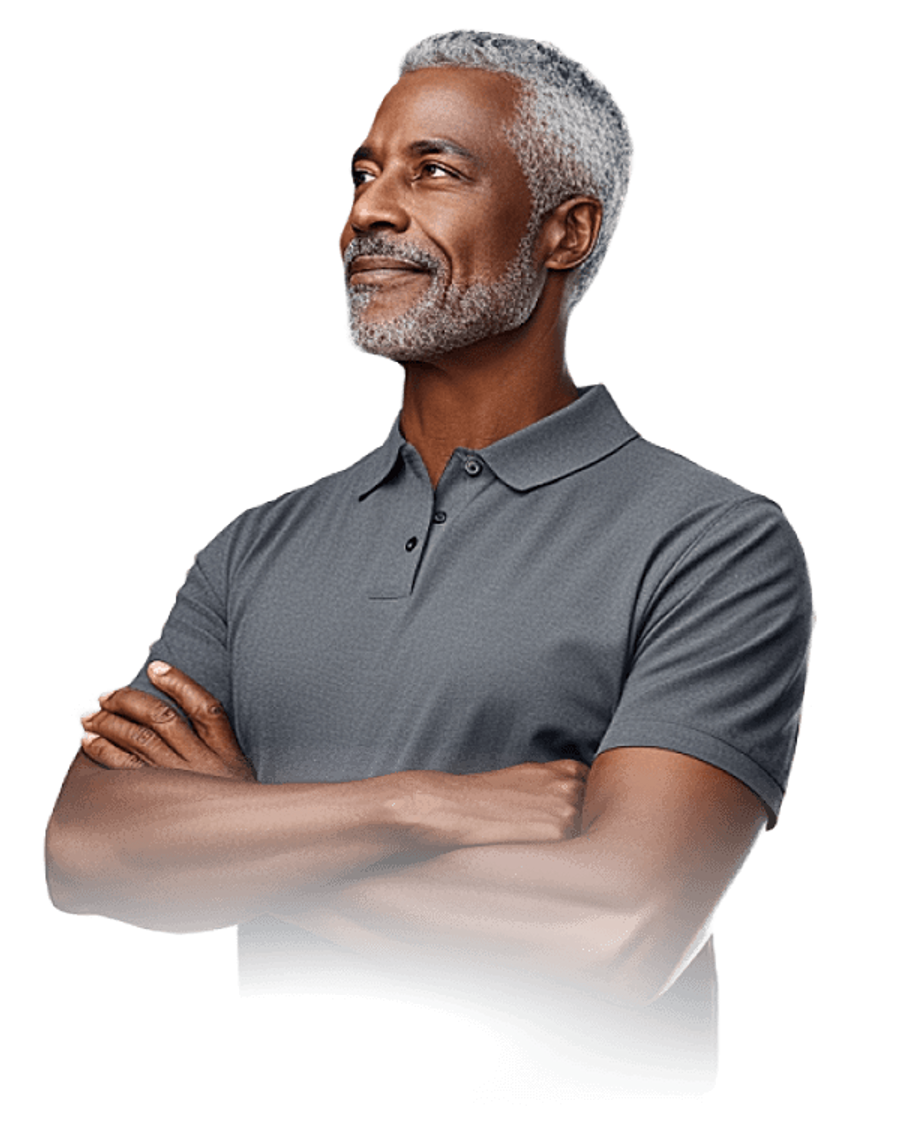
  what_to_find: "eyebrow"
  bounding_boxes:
[351,138,480,168]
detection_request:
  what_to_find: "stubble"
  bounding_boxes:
[344,226,543,362]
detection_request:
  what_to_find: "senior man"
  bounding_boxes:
[47,31,811,1091]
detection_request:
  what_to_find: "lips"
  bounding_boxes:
[347,256,429,281]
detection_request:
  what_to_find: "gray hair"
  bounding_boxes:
[400,30,632,307]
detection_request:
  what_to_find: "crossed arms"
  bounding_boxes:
[46,662,766,1007]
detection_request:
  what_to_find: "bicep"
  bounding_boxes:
[575,746,767,998]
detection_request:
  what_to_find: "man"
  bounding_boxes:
[46,31,811,1091]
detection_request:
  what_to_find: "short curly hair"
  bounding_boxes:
[400,30,632,307]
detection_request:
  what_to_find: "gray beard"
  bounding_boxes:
[344,226,543,362]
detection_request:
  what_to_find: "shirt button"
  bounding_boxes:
[463,457,482,477]
[432,511,447,524]
[405,537,418,552]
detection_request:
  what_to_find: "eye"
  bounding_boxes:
[352,161,458,190]
[417,162,455,180]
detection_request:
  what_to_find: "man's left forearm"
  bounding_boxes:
[285,833,676,1006]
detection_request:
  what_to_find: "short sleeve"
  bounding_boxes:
[598,498,812,826]
[128,529,235,719]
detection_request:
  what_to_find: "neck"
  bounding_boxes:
[398,285,577,487]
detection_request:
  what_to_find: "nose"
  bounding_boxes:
[349,169,410,235]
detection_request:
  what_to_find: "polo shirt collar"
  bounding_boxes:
[356,384,637,498]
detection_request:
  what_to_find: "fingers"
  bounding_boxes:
[93,688,214,759]
[82,707,212,771]
[97,686,187,731]
[83,692,227,775]
[80,733,145,771]
[90,668,255,781]
[146,662,242,755]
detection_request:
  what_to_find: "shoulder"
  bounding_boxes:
[190,443,388,581]
[612,435,764,516]
[607,429,805,544]
[590,433,806,577]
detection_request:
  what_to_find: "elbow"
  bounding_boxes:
[45,810,244,935]
[596,969,671,1010]
[605,929,681,1009]
[577,957,673,1011]
[45,869,84,917]
[566,901,700,1010]
[45,812,117,917]
[600,948,711,1011]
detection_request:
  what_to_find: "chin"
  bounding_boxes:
[347,280,540,363]
[352,335,423,362]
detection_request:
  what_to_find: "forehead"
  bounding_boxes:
[363,66,522,163]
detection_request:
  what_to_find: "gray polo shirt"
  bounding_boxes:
[133,384,810,823]
[129,383,811,1089]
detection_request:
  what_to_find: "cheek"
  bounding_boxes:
[465,219,532,281]
[423,208,527,281]
[460,189,533,279]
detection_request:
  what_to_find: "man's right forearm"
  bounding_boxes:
[45,754,440,933]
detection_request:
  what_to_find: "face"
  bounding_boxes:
[341,67,543,361]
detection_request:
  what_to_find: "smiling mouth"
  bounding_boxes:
[350,271,426,286]
[347,256,431,284]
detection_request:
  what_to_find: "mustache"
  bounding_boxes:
[343,235,443,276]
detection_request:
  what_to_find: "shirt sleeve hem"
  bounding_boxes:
[596,717,785,829]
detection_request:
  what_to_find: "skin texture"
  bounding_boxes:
[49,665,589,933]
[46,65,769,1006]
[53,664,765,1004]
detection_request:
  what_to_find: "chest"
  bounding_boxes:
[227,475,648,783]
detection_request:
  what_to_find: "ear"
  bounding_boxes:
[540,197,603,273]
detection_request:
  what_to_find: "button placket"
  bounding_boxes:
[364,452,435,600]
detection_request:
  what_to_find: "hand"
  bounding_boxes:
[402,759,589,848]
[80,662,256,781]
